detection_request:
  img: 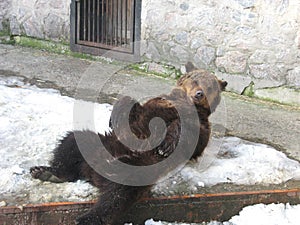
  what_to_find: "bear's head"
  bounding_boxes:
[177,62,227,114]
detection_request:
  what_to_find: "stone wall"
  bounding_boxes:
[0,0,299,89]
[0,0,70,41]
[0,0,12,31]
[141,0,300,90]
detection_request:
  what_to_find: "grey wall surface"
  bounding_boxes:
[141,0,300,89]
[0,0,299,88]
[0,0,70,41]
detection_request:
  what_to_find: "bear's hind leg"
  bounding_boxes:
[76,183,150,225]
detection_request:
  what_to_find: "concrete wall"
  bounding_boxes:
[0,0,299,89]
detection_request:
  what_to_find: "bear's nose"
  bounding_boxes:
[195,90,204,99]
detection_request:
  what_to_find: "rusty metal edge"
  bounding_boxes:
[143,188,300,201]
[129,188,300,223]
[1,188,300,224]
[0,201,95,214]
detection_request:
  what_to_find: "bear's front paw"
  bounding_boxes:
[30,166,63,183]
[30,166,50,179]
[157,140,175,158]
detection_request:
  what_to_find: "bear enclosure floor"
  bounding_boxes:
[0,44,300,223]
[0,43,298,160]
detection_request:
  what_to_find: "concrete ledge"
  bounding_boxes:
[255,87,300,106]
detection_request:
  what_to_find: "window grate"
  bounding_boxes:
[71,0,141,61]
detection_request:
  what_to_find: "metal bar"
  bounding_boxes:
[129,0,135,51]
[110,0,114,46]
[115,0,119,46]
[107,0,110,45]
[101,0,106,43]
[120,0,123,45]
[92,0,96,42]
[76,1,81,42]
[90,0,92,41]
[79,0,84,40]
[100,0,103,43]
[111,0,114,46]
[87,0,91,41]
[97,0,99,42]
[83,0,87,41]
[91,0,94,42]
[96,0,100,43]
[125,0,128,46]
[105,0,108,44]
[86,0,90,41]
[84,0,87,41]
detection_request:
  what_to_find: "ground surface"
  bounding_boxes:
[2,76,300,206]
[0,44,300,225]
[0,44,298,161]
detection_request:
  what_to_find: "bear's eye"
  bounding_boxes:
[195,90,204,99]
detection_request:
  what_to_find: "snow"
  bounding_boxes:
[187,137,300,186]
[153,137,300,195]
[229,203,300,225]
[1,76,300,224]
[141,203,300,225]
[0,76,111,205]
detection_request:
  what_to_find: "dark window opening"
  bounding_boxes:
[71,0,141,61]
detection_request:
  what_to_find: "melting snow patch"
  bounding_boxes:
[0,77,110,204]
[229,203,300,225]
[189,137,300,186]
[65,203,300,225]
[153,137,300,195]
[136,204,300,224]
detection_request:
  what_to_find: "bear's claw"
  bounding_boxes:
[30,166,63,183]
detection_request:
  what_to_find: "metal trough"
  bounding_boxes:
[1,189,300,225]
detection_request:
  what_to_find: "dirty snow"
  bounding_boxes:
[153,137,300,195]
[1,76,300,224]
[0,76,110,205]
[141,203,300,225]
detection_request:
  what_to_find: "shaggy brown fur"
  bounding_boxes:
[30,63,227,225]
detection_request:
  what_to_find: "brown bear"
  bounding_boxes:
[30,63,227,225]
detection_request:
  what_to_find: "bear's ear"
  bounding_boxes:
[218,80,228,91]
[177,73,190,86]
[185,61,198,73]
